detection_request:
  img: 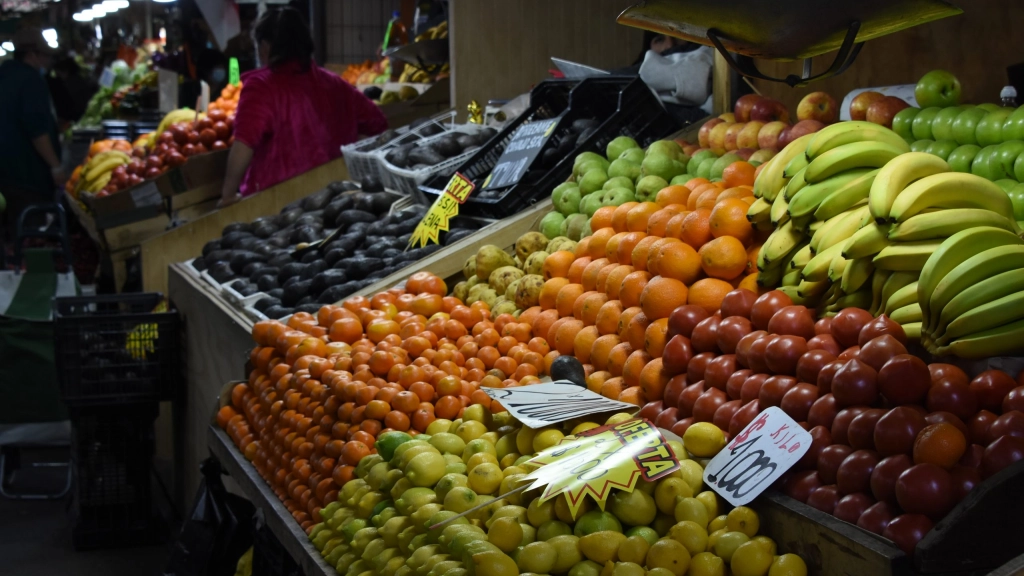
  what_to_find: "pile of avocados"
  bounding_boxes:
[192,181,481,320]
[384,125,497,171]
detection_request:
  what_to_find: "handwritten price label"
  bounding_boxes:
[483,117,560,190]
[409,172,475,248]
[482,381,638,429]
[702,407,811,506]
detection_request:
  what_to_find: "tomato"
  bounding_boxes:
[895,463,953,520]
[783,469,822,503]
[182,143,197,156]
[144,166,161,179]
[653,407,678,430]
[746,334,773,374]
[638,400,662,421]
[969,370,1017,413]
[982,434,1024,478]
[199,128,218,147]
[967,410,998,445]
[807,333,841,356]
[796,350,836,386]
[212,139,229,151]
[878,354,930,406]
[735,330,767,368]
[661,335,693,375]
[834,492,874,524]
[847,408,886,450]
[990,410,1024,440]
[781,383,819,422]
[764,335,807,375]
[662,375,687,409]
[208,108,227,122]
[677,381,705,418]
[858,314,906,346]
[816,360,842,395]
[858,335,907,371]
[213,120,231,140]
[883,514,933,555]
[158,131,175,145]
[691,388,727,422]
[830,308,873,348]
[751,290,792,331]
[127,174,143,186]
[814,317,833,335]
[837,346,861,362]
[949,465,980,503]
[874,406,927,456]
[929,363,969,386]
[146,155,164,169]
[767,305,816,339]
[725,369,752,401]
[111,164,128,184]
[720,289,757,319]
[808,393,839,429]
[797,424,831,470]
[686,352,714,384]
[832,406,869,445]
[740,373,768,404]
[807,484,840,514]
[689,316,720,353]
[837,449,880,495]
[857,501,896,535]
[1004,386,1024,413]
[166,151,187,167]
[195,117,213,131]
[925,411,969,437]
[870,454,912,504]
[716,316,752,354]
[927,379,978,420]
[729,399,760,437]
[703,354,736,391]
[670,417,694,438]
[712,399,743,432]
[759,375,797,408]
[832,359,880,408]
[959,443,984,469]
[169,123,189,146]
[194,142,208,155]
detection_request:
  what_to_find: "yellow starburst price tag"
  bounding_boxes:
[409,172,475,248]
[520,418,680,517]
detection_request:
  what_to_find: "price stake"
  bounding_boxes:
[702,407,812,507]
[229,57,240,86]
[483,117,561,190]
[409,172,475,248]
[482,381,638,429]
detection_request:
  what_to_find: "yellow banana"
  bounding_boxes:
[873,240,942,271]
[867,151,950,222]
[805,121,911,160]
[888,172,1016,223]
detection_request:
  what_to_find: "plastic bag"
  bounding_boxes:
[164,458,255,576]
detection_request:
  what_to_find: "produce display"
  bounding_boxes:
[65,139,135,198]
[74,59,155,129]
[384,125,498,171]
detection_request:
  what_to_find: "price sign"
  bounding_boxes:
[483,117,561,190]
[520,418,680,517]
[409,172,475,248]
[482,381,638,429]
[229,57,240,86]
[130,181,163,208]
[702,407,812,507]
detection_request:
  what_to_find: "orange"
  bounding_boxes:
[639,358,669,403]
[573,326,601,364]
[655,185,691,207]
[685,177,711,189]
[612,202,639,233]
[709,198,754,244]
[746,244,761,275]
[555,283,586,318]
[630,236,661,272]
[619,271,653,309]
[604,265,635,300]
[580,292,610,326]
[340,441,370,466]
[606,342,634,377]
[624,311,652,351]
[519,306,542,328]
[605,232,628,264]
[616,231,648,265]
[618,386,645,406]
[680,209,713,249]
[644,318,669,357]
[329,317,363,344]
[600,377,626,400]
[592,206,617,231]
[588,228,616,259]
[575,237,592,258]
[573,291,597,321]
[639,276,689,320]
[586,370,612,394]
[532,309,560,341]
[722,161,756,188]
[595,264,619,294]
[554,319,585,355]
[567,256,591,284]
[590,334,622,370]
[595,300,625,336]
[581,258,612,291]
[647,207,682,237]
[646,237,682,276]
[622,350,653,388]
[737,272,760,293]
[688,278,735,313]
[913,422,967,468]
[655,242,702,284]
[664,212,689,240]
[542,251,576,280]
[626,202,661,232]
[717,186,754,202]
[618,306,643,339]
[540,278,571,310]
[695,188,723,211]
[699,236,749,280]
[687,183,718,210]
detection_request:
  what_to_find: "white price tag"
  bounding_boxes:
[482,381,637,429]
[702,407,812,506]
[130,181,163,207]
[99,67,116,89]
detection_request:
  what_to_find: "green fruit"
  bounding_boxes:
[574,151,605,168]
[995,179,1017,192]
[635,175,668,203]
[976,108,1015,147]
[607,158,641,181]
[539,212,566,240]
[709,153,742,180]
[891,107,920,142]
[911,107,941,141]
[1007,183,1024,220]
[573,510,623,537]
[924,139,958,161]
[560,213,589,241]
[910,139,934,153]
[579,169,608,195]
[947,144,981,173]
[696,158,715,180]
[618,147,645,164]
[931,106,966,141]
[670,174,691,186]
[951,108,987,145]
[1003,106,1024,141]
[687,150,717,174]
[646,139,682,160]
[575,159,609,180]
[375,432,413,462]
[971,145,1007,180]
[607,136,640,162]
[642,154,684,182]
[600,187,636,207]
[603,175,635,192]
[579,192,604,217]
[996,140,1024,176]
[552,184,582,216]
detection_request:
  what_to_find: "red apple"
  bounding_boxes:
[734,148,755,161]
[735,94,765,122]
[736,121,765,150]
[757,121,788,150]
[724,123,745,151]
[850,91,886,121]
[698,118,724,149]
[789,119,826,140]
[797,91,839,124]
[866,97,910,129]
[777,126,795,149]
[750,98,791,124]
[682,144,701,156]
[708,122,734,155]
[749,149,777,164]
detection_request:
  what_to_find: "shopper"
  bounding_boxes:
[218,7,388,207]
[0,27,62,231]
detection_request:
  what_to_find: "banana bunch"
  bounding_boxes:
[149,108,201,148]
[414,20,448,42]
[76,150,131,195]
[914,226,1024,358]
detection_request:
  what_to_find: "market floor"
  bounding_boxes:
[0,447,170,576]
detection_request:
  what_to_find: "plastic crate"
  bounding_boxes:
[53,293,180,407]
[252,520,303,576]
[341,110,457,184]
[379,121,495,200]
[422,76,680,219]
[70,404,164,550]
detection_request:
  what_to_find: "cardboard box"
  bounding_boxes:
[84,178,167,229]
[158,148,229,197]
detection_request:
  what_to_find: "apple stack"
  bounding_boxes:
[640,288,1024,556]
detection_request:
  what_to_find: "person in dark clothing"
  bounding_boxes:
[47,57,97,128]
[0,27,62,231]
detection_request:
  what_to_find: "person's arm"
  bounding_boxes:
[32,134,64,188]
[352,84,388,137]
[218,141,255,207]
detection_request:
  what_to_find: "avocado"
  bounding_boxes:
[371,193,395,214]
[309,269,348,296]
[203,249,232,267]
[221,231,254,248]
[252,224,276,239]
[277,262,306,284]
[242,261,269,277]
[249,267,279,283]
[347,222,371,235]
[301,189,333,211]
[478,127,498,142]
[192,258,207,271]
[323,248,346,266]
[361,174,384,192]
[550,355,586,387]
[347,257,383,279]
[335,210,376,227]
[267,252,294,268]
[571,119,599,133]
[266,234,291,249]
[263,305,293,320]
[418,122,444,137]
[323,195,355,224]
[255,274,279,292]
[300,250,322,264]
[295,303,323,314]
[291,225,320,245]
[202,239,222,256]
[295,296,316,307]
[275,209,303,227]
[281,279,312,306]
[329,180,360,193]
[222,222,252,235]
[431,134,463,158]
[363,86,383,100]
[327,233,362,253]
[318,284,353,304]
[300,260,325,280]
[386,146,411,169]
[253,297,280,313]
[208,262,235,283]
[374,129,398,147]
[409,146,445,166]
[456,134,478,151]
[229,251,265,274]
[266,288,284,299]
[230,280,258,297]
[443,228,475,245]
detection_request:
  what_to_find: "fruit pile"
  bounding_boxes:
[65,139,134,198]
[209,81,242,118]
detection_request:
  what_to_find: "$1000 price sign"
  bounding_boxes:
[409,172,475,248]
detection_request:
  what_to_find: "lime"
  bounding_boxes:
[669,520,708,556]
[573,509,622,537]
[537,519,572,540]
[616,534,650,564]
[625,525,658,546]
[683,423,726,458]
[726,506,760,538]
[517,541,558,573]
[646,539,691,576]
[607,489,656,526]
[375,431,413,461]
[730,540,774,576]
[769,553,807,576]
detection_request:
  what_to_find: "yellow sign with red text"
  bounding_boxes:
[520,418,680,517]
[409,172,475,248]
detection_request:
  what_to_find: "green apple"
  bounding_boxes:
[994,179,1017,193]
[1014,153,1024,182]
[579,192,604,217]
[603,176,635,192]
[946,144,981,173]
[635,175,668,203]
[607,158,641,181]
[606,136,639,161]
[687,150,717,174]
[924,140,958,161]
[976,108,1015,147]
[915,70,962,108]
[951,108,988,146]
[1007,182,1024,220]
[930,106,966,141]
[910,139,934,153]
[696,158,716,180]
[709,153,743,180]
[540,211,566,239]
[600,187,636,207]
[971,145,1007,181]
[642,154,685,181]
[977,103,1001,113]
[1004,107,1024,141]
[561,213,589,241]
[891,107,920,142]
[997,140,1024,176]
[911,107,941,141]
[646,140,682,160]
[578,169,608,195]
[618,147,645,164]
[552,183,582,216]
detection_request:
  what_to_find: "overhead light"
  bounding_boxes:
[42,29,57,43]
[102,0,129,9]
[1,42,13,52]
[153,0,177,3]
[158,27,166,40]
[91,5,108,15]
[0,48,6,57]
[95,23,102,40]
[73,12,93,21]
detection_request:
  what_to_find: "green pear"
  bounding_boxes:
[606,136,640,161]
[696,157,716,180]
[574,151,605,168]
[600,187,636,207]
[635,175,668,203]
[578,169,608,195]
[670,174,691,186]
[561,213,589,241]
[552,183,582,216]
[603,176,635,191]
[579,192,605,217]
[687,150,717,175]
[709,153,742,181]
[645,140,682,160]
[607,158,641,181]
[642,154,687,182]
[574,159,609,180]
[539,212,566,239]
[618,148,645,164]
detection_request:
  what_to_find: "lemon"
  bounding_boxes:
[668,520,708,556]
[341,479,368,501]
[526,497,556,527]
[462,404,493,427]
[444,486,479,513]
[533,429,565,453]
[440,523,483,548]
[667,440,686,460]
[427,560,460,576]
[654,478,694,515]
[395,487,436,515]
[548,534,583,573]
[674,497,709,528]
[557,494,592,523]
[726,506,760,538]
[475,549,521,576]
[408,544,440,569]
[514,454,533,466]
[645,538,691,576]
[430,433,467,456]
[479,431,500,446]
[708,515,728,533]
[752,536,777,556]
[516,428,538,455]
[730,540,774,576]
[495,433,519,460]
[519,523,537,546]
[357,454,384,477]
[463,438,498,464]
[502,464,527,477]
[357,491,388,518]
[568,559,603,576]
[603,489,653,527]
[499,475,526,504]
[448,419,463,433]
[427,419,453,435]
[573,510,622,537]
[341,518,367,541]
[379,516,411,546]
[469,463,504,495]
[683,423,726,458]
[345,559,369,576]
[380,469,405,493]
[610,561,646,576]
[360,537,387,561]
[467,451,500,473]
[518,541,558,573]
[456,420,488,443]
[405,452,447,487]
[652,513,675,537]
[579,530,627,563]
[769,553,807,576]
[616,535,650,564]
[391,441,430,467]
[450,530,489,556]
[688,552,726,576]
[538,519,572,540]
[677,460,705,495]
[572,421,600,434]
[604,413,634,425]
[398,444,441,471]
[435,473,469,503]
[426,511,465,543]
[366,462,391,490]
[714,531,750,563]
[706,528,727,552]
[645,568,674,576]
[499,453,522,469]
[420,553,452,576]
[410,503,442,527]
[335,552,358,574]
[635,479,657,495]
[696,491,720,519]
[625,526,658,546]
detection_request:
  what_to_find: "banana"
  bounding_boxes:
[841,257,874,293]
[843,222,891,259]
[917,227,1024,330]
[888,173,1016,223]
[828,256,848,282]
[789,244,813,270]
[926,244,1024,333]
[805,121,912,160]
[803,242,844,282]
[903,322,922,340]
[873,240,942,271]
[783,154,809,180]
[787,168,873,218]
[83,157,128,183]
[880,272,919,316]
[757,262,786,288]
[810,210,850,253]
[812,169,878,221]
[820,283,842,309]
[891,303,923,325]
[829,288,872,312]
[817,205,871,254]
[935,268,1024,341]
[935,290,1024,346]
[884,282,919,316]
[155,108,201,136]
[935,317,1024,359]
[746,197,773,231]
[782,267,803,287]
[755,133,817,201]
[759,219,804,268]
[752,156,775,199]
[782,168,808,202]
[798,279,831,301]
[776,286,805,304]
[86,150,131,165]
[867,152,950,223]
[804,141,906,184]
[84,172,112,193]
[888,208,1019,242]
[869,269,893,316]
[770,191,791,227]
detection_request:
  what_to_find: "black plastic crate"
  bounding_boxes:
[423,76,681,219]
[70,404,164,550]
[53,293,180,406]
[252,519,303,576]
